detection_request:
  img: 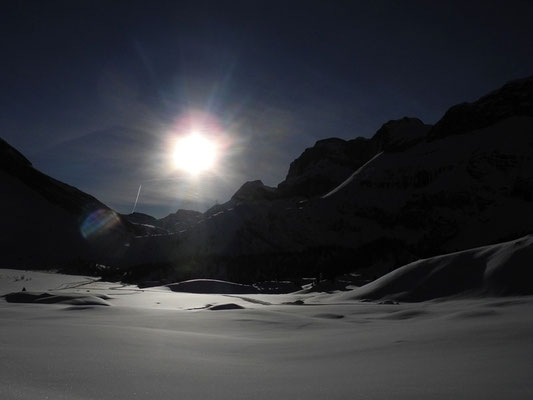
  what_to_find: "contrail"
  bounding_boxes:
[131,184,142,213]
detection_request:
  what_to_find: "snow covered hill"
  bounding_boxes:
[2,267,533,400]
[330,234,533,302]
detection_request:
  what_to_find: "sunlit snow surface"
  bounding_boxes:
[1,269,532,399]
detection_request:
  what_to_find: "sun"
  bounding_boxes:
[173,133,217,174]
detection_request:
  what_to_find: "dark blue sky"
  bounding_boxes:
[2,0,533,217]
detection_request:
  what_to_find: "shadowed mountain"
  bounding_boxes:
[277,117,431,198]
[124,212,158,225]
[123,209,204,236]
[122,76,533,285]
[0,137,134,270]
[155,209,203,232]
[3,76,533,289]
[429,76,533,140]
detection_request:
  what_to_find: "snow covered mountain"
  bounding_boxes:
[2,76,532,287]
[0,137,134,270]
[123,76,533,284]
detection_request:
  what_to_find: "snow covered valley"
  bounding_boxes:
[1,268,532,400]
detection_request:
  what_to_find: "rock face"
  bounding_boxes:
[277,117,431,197]
[0,137,134,270]
[373,117,432,151]
[122,209,203,235]
[156,209,203,233]
[429,76,533,139]
[231,180,278,202]
[124,212,158,225]
[123,76,533,284]
[277,137,375,198]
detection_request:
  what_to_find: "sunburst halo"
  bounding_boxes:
[173,133,218,174]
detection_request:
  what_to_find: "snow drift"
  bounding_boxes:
[4,291,111,306]
[333,234,533,302]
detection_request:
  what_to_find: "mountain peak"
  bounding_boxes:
[429,75,533,140]
[232,180,277,202]
[372,117,431,151]
[277,117,431,198]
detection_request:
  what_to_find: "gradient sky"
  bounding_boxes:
[2,0,533,217]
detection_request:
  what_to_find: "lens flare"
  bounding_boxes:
[80,209,119,239]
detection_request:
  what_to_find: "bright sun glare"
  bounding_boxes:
[173,133,217,174]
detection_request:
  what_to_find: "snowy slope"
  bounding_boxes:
[329,234,533,302]
[1,268,533,400]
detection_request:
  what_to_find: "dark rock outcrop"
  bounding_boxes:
[156,209,203,233]
[124,212,158,225]
[429,76,533,140]
[277,117,431,198]
[231,180,278,202]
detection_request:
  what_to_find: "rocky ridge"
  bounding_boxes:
[2,76,533,285]
[122,76,533,283]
